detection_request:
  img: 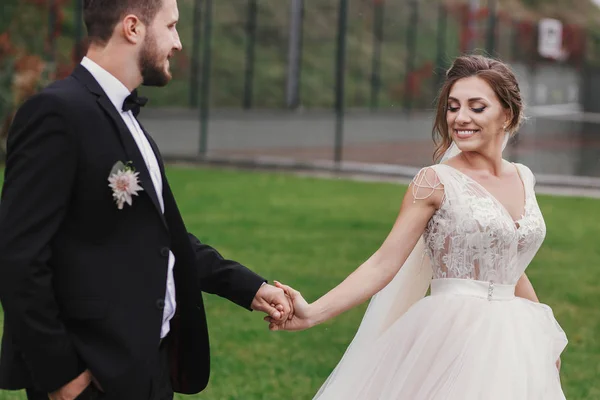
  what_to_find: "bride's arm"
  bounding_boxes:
[305,168,444,327]
[515,273,539,302]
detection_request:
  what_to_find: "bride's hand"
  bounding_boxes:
[264,281,314,331]
[556,357,561,371]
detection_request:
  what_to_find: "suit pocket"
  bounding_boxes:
[60,298,108,320]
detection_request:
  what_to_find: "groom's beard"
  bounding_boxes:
[139,33,171,87]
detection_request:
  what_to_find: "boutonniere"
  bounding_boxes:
[108,161,144,210]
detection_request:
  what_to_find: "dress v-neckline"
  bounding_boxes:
[439,163,528,229]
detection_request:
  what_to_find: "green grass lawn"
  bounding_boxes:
[0,166,599,399]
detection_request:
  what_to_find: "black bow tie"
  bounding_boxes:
[122,89,148,117]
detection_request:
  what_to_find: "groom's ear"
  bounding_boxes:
[121,14,145,45]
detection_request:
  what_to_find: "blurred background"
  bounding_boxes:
[1,2,600,399]
[2,0,600,184]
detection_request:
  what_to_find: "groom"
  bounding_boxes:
[0,0,291,399]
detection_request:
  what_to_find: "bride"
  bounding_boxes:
[267,55,568,399]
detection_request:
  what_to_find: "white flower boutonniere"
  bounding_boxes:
[108,161,144,210]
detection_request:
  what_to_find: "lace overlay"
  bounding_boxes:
[412,163,546,284]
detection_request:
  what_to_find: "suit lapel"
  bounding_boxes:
[137,120,167,177]
[137,121,178,225]
[72,65,169,231]
[137,120,188,239]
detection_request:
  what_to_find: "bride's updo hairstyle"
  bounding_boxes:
[432,55,524,161]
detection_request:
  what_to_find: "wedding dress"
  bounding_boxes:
[313,162,568,399]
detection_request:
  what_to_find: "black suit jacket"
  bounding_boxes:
[0,65,266,399]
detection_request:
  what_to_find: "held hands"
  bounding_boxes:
[264,281,314,331]
[252,281,315,331]
[251,283,294,323]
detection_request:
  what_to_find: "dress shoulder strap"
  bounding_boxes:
[411,166,444,202]
[513,163,536,191]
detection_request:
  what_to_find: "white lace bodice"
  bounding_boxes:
[413,163,546,285]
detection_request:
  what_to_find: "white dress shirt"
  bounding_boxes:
[81,57,176,339]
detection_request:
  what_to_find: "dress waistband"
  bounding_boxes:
[430,278,516,301]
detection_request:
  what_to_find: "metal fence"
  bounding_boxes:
[2,0,600,181]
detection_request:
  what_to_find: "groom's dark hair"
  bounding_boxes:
[83,0,164,45]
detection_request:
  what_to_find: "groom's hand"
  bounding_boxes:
[264,281,314,331]
[49,369,92,400]
[251,283,292,322]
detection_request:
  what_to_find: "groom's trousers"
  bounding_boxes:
[25,339,173,400]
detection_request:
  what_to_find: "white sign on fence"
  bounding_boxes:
[538,18,565,60]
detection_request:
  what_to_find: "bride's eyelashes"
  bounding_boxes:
[446,106,487,113]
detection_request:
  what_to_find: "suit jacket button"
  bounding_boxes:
[156,299,165,311]
[160,247,169,257]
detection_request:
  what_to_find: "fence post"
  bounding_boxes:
[468,0,480,52]
[404,0,419,111]
[189,0,202,108]
[511,19,520,61]
[198,0,212,156]
[486,0,497,55]
[243,0,258,109]
[48,0,57,63]
[73,0,84,61]
[334,0,348,164]
[434,0,447,93]
[286,0,304,109]
[370,0,385,110]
